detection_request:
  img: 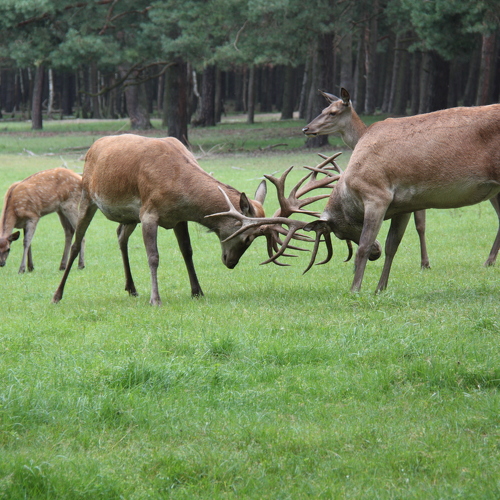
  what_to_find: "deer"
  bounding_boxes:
[51,134,277,306]
[0,168,85,273]
[214,103,500,293]
[302,88,437,269]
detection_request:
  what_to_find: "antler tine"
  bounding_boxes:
[302,222,334,274]
[259,219,311,265]
[317,152,343,173]
[266,165,338,218]
[206,187,313,243]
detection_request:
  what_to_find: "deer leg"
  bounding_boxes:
[141,217,162,306]
[413,210,430,269]
[19,219,39,273]
[26,245,34,272]
[52,199,98,303]
[61,211,86,270]
[174,221,204,298]
[117,223,138,297]
[376,212,412,293]
[484,194,500,267]
[57,213,75,270]
[351,207,387,293]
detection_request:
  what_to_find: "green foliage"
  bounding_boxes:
[392,0,499,59]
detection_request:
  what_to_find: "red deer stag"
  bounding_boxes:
[51,134,272,306]
[217,103,500,293]
[0,168,85,273]
[304,88,500,268]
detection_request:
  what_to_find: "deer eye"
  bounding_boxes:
[329,111,337,116]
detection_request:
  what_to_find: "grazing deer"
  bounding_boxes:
[217,103,500,293]
[52,134,270,306]
[0,168,85,273]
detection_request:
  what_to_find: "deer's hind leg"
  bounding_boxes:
[376,212,412,293]
[60,209,85,270]
[484,194,500,267]
[52,198,98,303]
[117,223,138,297]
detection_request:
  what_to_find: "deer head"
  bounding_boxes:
[215,181,267,269]
[0,231,20,267]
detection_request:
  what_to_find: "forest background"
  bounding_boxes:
[0,0,499,144]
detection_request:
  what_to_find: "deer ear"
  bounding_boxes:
[239,192,255,217]
[254,180,267,205]
[319,90,339,103]
[340,88,351,106]
[8,231,20,242]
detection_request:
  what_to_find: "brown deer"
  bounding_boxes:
[217,103,500,293]
[0,168,85,273]
[52,134,272,306]
[303,88,436,269]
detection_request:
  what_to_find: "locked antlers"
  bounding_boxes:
[208,153,350,271]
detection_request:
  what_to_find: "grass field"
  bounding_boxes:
[0,116,499,499]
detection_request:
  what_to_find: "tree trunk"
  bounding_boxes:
[305,35,332,148]
[247,65,256,124]
[410,51,421,115]
[47,68,54,119]
[463,42,481,106]
[339,31,354,94]
[476,32,496,105]
[163,59,189,144]
[196,64,216,126]
[298,60,310,119]
[120,66,152,130]
[364,0,379,114]
[428,51,450,112]
[90,62,101,119]
[31,63,45,130]
[280,65,294,120]
[215,67,223,123]
[353,29,366,110]
[388,33,410,115]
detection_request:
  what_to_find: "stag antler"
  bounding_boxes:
[266,152,342,218]
[259,153,342,264]
[206,153,350,270]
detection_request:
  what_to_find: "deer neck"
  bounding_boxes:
[0,190,18,237]
[341,110,367,150]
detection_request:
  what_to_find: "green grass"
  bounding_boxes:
[0,112,358,156]
[0,123,499,499]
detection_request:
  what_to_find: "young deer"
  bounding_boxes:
[0,168,85,273]
[52,134,269,306]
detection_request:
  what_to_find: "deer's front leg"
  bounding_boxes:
[141,217,161,306]
[117,223,138,297]
[19,219,39,273]
[351,206,386,293]
[376,212,411,293]
[174,221,204,298]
